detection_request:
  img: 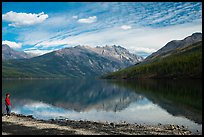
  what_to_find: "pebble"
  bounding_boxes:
[110,122,115,127]
[3,113,194,135]
[27,115,33,118]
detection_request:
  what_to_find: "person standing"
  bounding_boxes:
[5,93,11,116]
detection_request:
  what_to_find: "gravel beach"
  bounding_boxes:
[2,113,199,135]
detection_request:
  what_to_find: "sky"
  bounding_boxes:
[2,2,202,57]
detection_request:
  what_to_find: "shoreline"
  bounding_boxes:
[2,113,201,135]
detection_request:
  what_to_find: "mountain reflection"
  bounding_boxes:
[2,79,142,112]
[111,79,202,124]
[2,78,202,133]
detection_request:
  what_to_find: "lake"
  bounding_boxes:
[2,78,202,134]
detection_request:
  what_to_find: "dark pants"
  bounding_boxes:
[6,105,11,115]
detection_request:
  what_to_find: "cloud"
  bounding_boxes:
[77,16,97,23]
[72,15,78,19]
[2,40,22,49]
[121,25,132,30]
[24,48,54,56]
[34,21,201,56]
[129,47,157,53]
[17,30,59,46]
[39,15,70,30]
[35,39,70,48]
[2,11,48,27]
[3,2,201,57]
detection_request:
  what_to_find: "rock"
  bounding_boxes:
[167,125,174,130]
[2,113,194,135]
[110,122,115,127]
[27,115,33,118]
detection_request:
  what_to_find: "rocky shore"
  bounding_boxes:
[2,113,199,135]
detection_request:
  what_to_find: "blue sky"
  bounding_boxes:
[2,2,202,57]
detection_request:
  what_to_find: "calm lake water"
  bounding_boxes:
[2,79,202,134]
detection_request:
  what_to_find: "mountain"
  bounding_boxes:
[145,32,202,61]
[102,33,202,79]
[79,45,143,65]
[2,45,143,78]
[2,44,32,60]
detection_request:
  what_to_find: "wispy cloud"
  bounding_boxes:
[2,11,48,27]
[2,40,22,49]
[17,30,57,46]
[2,2,202,56]
[24,48,54,56]
[77,16,97,24]
[121,25,132,30]
[32,21,201,56]
[129,47,157,54]
[72,15,78,19]
[35,39,70,48]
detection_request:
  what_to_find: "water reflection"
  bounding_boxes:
[111,79,202,124]
[2,79,202,133]
[2,79,141,112]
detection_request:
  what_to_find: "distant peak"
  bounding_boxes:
[101,45,125,49]
[191,32,202,38]
[74,45,92,49]
[183,32,202,41]
[2,44,10,48]
[192,32,202,35]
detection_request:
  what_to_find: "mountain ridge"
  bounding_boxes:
[2,45,143,78]
[145,32,202,61]
[102,33,202,79]
[2,44,32,60]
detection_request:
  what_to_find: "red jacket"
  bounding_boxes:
[5,97,11,106]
